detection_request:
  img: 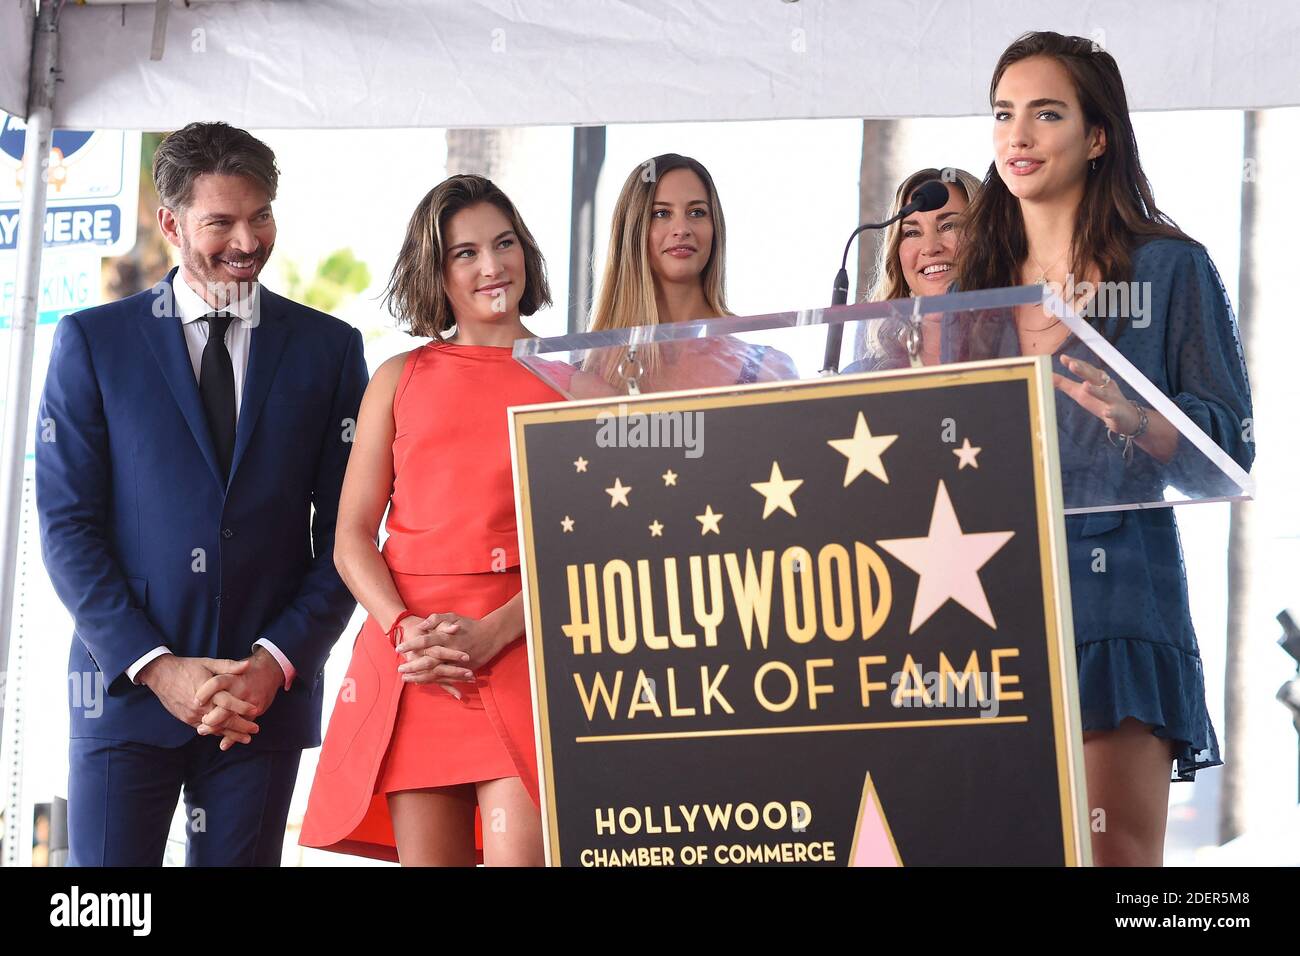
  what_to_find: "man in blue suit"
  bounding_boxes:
[36,122,369,866]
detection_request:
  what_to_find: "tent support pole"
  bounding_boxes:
[0,1,61,765]
[567,126,605,333]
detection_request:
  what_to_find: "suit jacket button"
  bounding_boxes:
[222,528,234,539]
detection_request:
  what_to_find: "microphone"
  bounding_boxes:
[821,178,951,373]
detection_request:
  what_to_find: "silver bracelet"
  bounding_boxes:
[1106,401,1149,462]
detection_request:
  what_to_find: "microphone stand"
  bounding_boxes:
[820,197,932,374]
[821,178,946,371]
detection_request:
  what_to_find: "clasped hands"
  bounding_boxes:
[138,647,286,751]
[394,612,504,701]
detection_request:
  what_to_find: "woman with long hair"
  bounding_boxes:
[870,167,983,303]
[587,153,796,391]
[953,31,1253,865]
[300,175,569,866]
[846,166,982,371]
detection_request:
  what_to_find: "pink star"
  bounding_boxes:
[876,481,1015,633]
[850,773,902,867]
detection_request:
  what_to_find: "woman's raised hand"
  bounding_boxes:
[1053,355,1144,435]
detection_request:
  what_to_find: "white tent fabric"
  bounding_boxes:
[0,0,33,119]
[37,0,1300,131]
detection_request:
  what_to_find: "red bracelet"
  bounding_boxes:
[386,610,419,647]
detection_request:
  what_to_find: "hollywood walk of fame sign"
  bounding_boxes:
[509,356,1090,866]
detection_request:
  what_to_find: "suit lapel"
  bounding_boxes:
[138,269,227,489]
[228,287,291,485]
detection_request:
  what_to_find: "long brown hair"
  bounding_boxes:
[586,154,729,386]
[956,31,1190,332]
[382,174,551,340]
[870,166,982,302]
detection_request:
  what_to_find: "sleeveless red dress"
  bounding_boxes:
[299,342,570,862]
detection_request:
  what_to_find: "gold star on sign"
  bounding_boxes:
[953,437,981,470]
[750,461,803,519]
[605,477,631,507]
[828,412,898,486]
[574,456,588,473]
[561,515,575,532]
[662,469,678,486]
[649,520,664,537]
[695,505,723,535]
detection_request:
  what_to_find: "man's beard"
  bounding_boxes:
[179,236,271,309]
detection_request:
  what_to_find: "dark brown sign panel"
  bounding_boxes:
[510,357,1088,866]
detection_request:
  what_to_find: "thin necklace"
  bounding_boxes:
[1021,245,1071,334]
[1029,245,1070,285]
[1020,312,1063,334]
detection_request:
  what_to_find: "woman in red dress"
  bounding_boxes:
[299,175,569,865]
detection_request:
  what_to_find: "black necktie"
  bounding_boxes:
[199,312,237,480]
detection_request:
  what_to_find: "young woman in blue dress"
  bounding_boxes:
[954,32,1253,865]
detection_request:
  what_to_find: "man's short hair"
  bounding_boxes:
[152,121,279,213]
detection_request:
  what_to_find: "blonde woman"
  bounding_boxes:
[588,153,796,391]
[846,166,982,372]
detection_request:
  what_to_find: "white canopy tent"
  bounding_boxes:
[4,0,1300,129]
[0,0,1296,864]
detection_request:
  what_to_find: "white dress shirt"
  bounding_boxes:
[127,272,296,691]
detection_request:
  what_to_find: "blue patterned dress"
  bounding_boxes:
[944,238,1254,781]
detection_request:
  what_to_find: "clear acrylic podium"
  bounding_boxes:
[514,286,1254,514]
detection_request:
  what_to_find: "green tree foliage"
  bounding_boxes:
[281,249,371,314]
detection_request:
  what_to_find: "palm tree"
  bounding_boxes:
[854,119,904,303]
[1220,110,1261,845]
